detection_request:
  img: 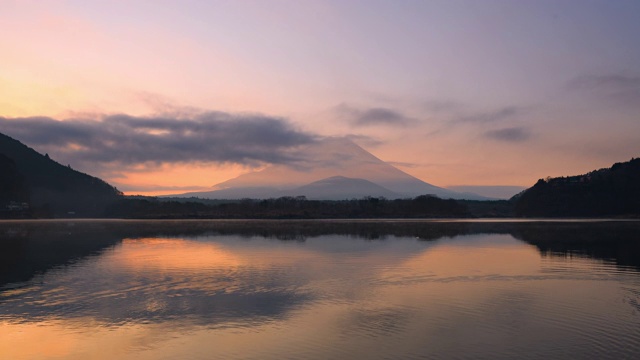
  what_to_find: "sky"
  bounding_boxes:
[1,0,639,195]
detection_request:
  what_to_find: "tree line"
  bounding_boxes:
[105,195,469,219]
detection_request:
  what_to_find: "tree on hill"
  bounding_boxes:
[0,154,28,203]
[514,158,640,217]
[0,132,122,217]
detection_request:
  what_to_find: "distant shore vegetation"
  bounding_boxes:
[2,131,639,219]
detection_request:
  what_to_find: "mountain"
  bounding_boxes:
[280,176,399,200]
[0,153,28,203]
[176,176,401,200]
[514,157,640,217]
[0,132,122,217]
[177,137,486,200]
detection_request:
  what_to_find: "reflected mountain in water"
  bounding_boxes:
[1,220,639,290]
[509,223,640,270]
[1,220,640,360]
[0,221,122,285]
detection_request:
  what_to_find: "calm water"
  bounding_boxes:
[1,220,639,359]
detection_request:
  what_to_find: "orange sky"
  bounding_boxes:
[1,1,640,195]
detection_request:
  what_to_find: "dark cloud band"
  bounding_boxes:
[0,112,317,167]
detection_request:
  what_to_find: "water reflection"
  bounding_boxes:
[0,220,639,359]
[2,220,638,287]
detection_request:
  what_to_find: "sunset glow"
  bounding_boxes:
[1,1,639,195]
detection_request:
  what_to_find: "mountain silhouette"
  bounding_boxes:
[177,137,486,200]
[0,132,121,217]
[514,157,640,216]
[280,176,400,200]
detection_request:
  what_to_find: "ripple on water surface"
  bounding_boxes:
[1,222,640,359]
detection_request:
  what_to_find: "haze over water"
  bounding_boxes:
[1,220,639,359]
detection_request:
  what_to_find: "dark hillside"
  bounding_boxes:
[0,132,122,217]
[514,158,640,217]
[0,153,28,203]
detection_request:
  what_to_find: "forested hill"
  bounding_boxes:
[0,132,122,217]
[514,158,640,217]
[0,153,28,204]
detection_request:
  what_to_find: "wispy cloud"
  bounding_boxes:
[334,104,415,127]
[568,74,640,106]
[569,74,640,91]
[420,103,532,140]
[110,183,212,193]
[345,134,385,147]
[453,106,526,124]
[484,127,531,142]
[0,112,317,168]
[387,160,419,169]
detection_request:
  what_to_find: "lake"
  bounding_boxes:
[1,219,639,359]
